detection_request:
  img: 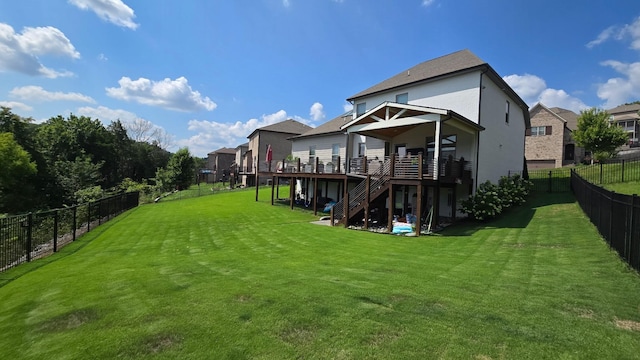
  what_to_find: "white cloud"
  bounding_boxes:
[422,0,435,7]
[10,86,95,103]
[178,110,306,157]
[596,60,640,108]
[502,74,547,102]
[0,23,77,78]
[68,0,139,30]
[309,102,325,121]
[586,16,640,50]
[106,76,217,112]
[504,73,589,112]
[98,53,108,61]
[18,26,80,58]
[343,102,353,112]
[282,0,290,8]
[586,26,617,49]
[0,101,33,112]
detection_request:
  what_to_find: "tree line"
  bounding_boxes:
[0,107,199,215]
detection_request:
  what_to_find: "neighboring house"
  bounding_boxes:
[242,119,312,186]
[206,147,236,182]
[525,103,585,169]
[231,142,249,187]
[265,49,529,234]
[291,111,352,172]
[607,103,640,149]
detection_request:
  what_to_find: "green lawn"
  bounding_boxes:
[1,188,639,359]
[602,181,640,195]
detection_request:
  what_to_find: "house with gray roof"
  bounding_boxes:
[525,103,585,169]
[272,49,529,233]
[242,119,312,186]
[206,147,236,183]
[608,103,640,149]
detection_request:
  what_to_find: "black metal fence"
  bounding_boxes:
[0,192,139,272]
[572,156,640,185]
[571,170,640,272]
[526,169,572,193]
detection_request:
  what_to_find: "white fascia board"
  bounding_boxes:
[340,101,390,129]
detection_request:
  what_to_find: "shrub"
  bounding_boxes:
[459,181,502,221]
[460,174,533,221]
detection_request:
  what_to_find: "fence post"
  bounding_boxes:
[548,171,552,193]
[53,210,58,253]
[630,194,638,270]
[621,159,625,183]
[26,213,33,262]
[599,162,603,184]
[72,206,77,241]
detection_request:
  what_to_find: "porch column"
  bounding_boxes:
[271,175,275,205]
[416,184,422,236]
[387,184,395,232]
[290,176,295,209]
[313,176,318,215]
[434,119,442,178]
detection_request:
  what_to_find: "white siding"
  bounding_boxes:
[354,71,482,123]
[292,134,347,170]
[477,74,526,184]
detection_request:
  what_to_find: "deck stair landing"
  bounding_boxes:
[332,159,391,225]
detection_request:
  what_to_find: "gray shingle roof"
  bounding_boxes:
[208,147,236,155]
[549,107,579,131]
[292,111,352,139]
[247,119,313,139]
[347,49,486,101]
[607,103,640,114]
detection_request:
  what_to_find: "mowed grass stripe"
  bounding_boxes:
[0,188,639,359]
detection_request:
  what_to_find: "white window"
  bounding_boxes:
[358,143,366,157]
[396,93,408,104]
[505,101,510,123]
[356,103,366,116]
[331,144,340,164]
[531,126,546,136]
[309,145,316,164]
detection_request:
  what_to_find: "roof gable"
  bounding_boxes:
[347,49,485,101]
[529,103,579,131]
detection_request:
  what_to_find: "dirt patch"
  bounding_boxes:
[142,333,182,354]
[38,308,99,332]
[235,294,253,303]
[279,325,316,345]
[615,318,640,331]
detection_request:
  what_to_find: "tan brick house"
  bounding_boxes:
[525,103,585,169]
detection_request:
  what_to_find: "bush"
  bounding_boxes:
[459,181,502,221]
[460,174,533,221]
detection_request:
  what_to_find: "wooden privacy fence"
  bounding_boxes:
[571,170,640,272]
[0,192,139,272]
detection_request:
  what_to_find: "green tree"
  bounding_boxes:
[573,108,628,162]
[0,133,37,213]
[156,148,195,191]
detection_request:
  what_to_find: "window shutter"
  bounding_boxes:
[546,126,552,135]
[525,128,531,136]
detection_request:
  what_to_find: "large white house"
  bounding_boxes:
[276,49,529,233]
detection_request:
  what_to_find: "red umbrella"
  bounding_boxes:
[266,144,273,163]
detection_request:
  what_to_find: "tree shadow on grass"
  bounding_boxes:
[440,192,577,236]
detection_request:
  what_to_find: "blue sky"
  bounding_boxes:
[1,0,639,157]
